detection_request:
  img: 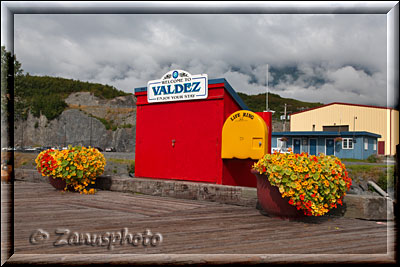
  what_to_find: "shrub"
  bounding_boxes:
[376,166,394,191]
[366,154,380,163]
[128,161,135,174]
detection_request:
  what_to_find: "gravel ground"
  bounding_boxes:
[102,152,135,160]
[100,152,135,176]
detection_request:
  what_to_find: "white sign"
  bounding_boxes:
[147,70,208,103]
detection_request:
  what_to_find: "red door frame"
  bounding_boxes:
[378,141,385,155]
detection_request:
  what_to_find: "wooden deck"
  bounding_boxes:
[3,181,397,264]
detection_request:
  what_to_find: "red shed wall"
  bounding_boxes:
[135,83,236,184]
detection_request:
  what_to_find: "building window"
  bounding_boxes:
[364,138,368,150]
[373,140,377,150]
[342,138,353,149]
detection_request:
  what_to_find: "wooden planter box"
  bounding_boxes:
[251,169,304,219]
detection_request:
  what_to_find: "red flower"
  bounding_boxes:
[300,194,305,201]
[288,199,294,205]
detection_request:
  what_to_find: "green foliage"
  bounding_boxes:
[16,75,131,121]
[119,123,133,129]
[340,158,368,163]
[347,165,393,190]
[128,161,135,174]
[89,115,118,131]
[376,166,394,191]
[237,92,323,120]
[93,116,112,130]
[2,46,25,121]
[30,94,68,120]
[366,154,380,163]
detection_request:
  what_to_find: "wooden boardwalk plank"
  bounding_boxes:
[4,181,396,263]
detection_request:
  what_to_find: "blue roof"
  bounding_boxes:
[272,131,381,138]
[134,78,249,110]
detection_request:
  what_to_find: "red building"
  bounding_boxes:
[134,76,271,188]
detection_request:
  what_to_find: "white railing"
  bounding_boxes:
[271,147,290,154]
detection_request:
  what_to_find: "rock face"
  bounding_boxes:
[14,93,136,152]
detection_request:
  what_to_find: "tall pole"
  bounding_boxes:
[89,116,92,147]
[353,116,357,158]
[64,119,66,147]
[283,103,287,132]
[21,122,23,148]
[266,64,269,112]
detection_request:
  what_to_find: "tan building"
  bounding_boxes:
[290,102,399,156]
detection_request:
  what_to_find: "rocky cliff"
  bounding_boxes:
[14,92,136,152]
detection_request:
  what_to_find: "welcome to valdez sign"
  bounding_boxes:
[147,70,208,103]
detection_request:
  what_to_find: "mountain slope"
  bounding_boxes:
[237,92,323,120]
[15,74,132,121]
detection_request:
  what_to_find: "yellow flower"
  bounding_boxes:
[296,184,301,191]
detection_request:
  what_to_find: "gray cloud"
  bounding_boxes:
[13,13,389,106]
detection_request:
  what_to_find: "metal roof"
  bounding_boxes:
[271,131,381,138]
[290,102,396,116]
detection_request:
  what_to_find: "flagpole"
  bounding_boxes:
[266,64,269,112]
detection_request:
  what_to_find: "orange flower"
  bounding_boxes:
[252,150,351,217]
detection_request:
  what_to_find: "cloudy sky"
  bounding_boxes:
[10,4,394,107]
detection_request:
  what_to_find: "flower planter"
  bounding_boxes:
[251,169,304,219]
[48,176,77,191]
[48,176,68,190]
[48,176,97,192]
[37,146,105,194]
